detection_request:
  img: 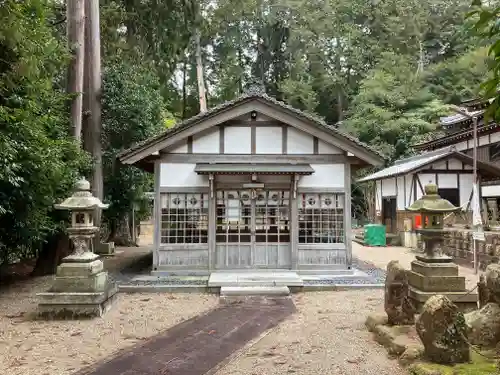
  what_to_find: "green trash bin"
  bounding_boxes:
[364,224,386,247]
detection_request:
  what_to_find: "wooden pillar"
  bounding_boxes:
[208,174,216,271]
[153,161,161,270]
[290,174,299,270]
[344,162,352,268]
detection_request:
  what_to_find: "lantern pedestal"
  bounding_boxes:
[37,252,118,319]
[407,251,477,313]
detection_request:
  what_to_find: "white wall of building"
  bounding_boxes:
[287,127,314,154]
[298,164,344,188]
[193,128,219,153]
[224,126,251,153]
[160,163,209,187]
[255,126,282,154]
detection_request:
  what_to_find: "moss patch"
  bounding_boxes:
[408,351,497,375]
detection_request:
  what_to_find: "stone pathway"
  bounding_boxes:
[74,298,295,375]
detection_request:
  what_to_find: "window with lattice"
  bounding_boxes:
[160,193,209,244]
[298,193,345,244]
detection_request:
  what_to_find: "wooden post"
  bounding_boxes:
[66,0,85,141]
[345,162,352,268]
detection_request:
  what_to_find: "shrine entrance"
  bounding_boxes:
[215,188,291,269]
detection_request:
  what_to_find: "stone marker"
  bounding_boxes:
[37,178,117,319]
[485,264,500,305]
[416,295,470,364]
[385,260,415,325]
[465,302,500,348]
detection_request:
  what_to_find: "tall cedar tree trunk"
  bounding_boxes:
[182,56,187,119]
[195,26,207,112]
[108,214,135,246]
[83,0,104,251]
[67,0,85,141]
[32,232,72,276]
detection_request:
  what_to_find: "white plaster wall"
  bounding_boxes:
[287,127,314,154]
[225,126,251,154]
[447,159,462,169]
[318,139,342,154]
[298,164,344,188]
[491,132,500,144]
[419,173,436,186]
[256,126,282,154]
[169,142,188,153]
[375,181,382,212]
[396,176,405,210]
[381,178,396,197]
[482,185,500,197]
[454,141,468,152]
[459,174,473,208]
[160,163,209,187]
[479,136,490,146]
[438,174,458,189]
[192,128,219,153]
[431,161,447,169]
[405,175,413,207]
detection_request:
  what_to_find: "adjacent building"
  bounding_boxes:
[359,98,500,234]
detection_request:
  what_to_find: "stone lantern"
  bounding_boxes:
[405,183,477,312]
[37,179,118,318]
[406,183,459,262]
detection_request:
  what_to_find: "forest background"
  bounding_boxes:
[0,0,498,274]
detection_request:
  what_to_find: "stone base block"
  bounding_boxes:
[50,271,108,293]
[410,260,458,277]
[37,282,118,319]
[95,242,115,256]
[407,270,465,292]
[56,259,104,277]
[409,286,478,313]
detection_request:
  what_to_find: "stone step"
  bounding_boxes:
[220,286,290,296]
[208,271,303,287]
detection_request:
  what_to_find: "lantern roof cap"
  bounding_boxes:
[54,178,109,211]
[406,183,459,213]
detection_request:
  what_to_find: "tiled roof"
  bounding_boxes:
[117,92,384,162]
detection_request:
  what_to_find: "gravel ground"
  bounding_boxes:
[215,291,406,375]
[0,278,218,375]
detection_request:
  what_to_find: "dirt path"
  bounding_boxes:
[215,291,406,375]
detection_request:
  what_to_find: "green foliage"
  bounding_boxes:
[0,0,89,263]
[424,47,492,104]
[341,53,449,163]
[469,1,500,121]
[101,61,165,235]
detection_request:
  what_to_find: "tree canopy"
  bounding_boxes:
[0,0,495,268]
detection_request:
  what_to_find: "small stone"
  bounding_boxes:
[273,358,288,365]
[384,260,415,325]
[416,295,470,364]
[465,302,500,348]
[486,264,500,304]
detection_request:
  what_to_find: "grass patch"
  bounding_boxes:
[409,351,498,375]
